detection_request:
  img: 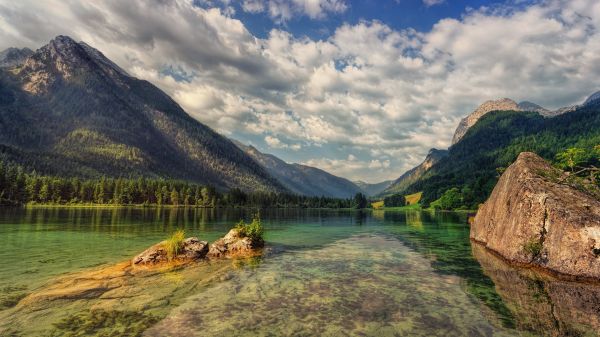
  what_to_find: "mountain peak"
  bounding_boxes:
[16,35,129,94]
[48,35,78,49]
[451,98,521,145]
[583,90,600,106]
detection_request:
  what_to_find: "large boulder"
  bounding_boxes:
[132,237,208,266]
[471,152,600,279]
[208,228,264,258]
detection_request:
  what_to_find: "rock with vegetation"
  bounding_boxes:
[471,152,600,279]
[132,231,208,266]
[208,217,265,258]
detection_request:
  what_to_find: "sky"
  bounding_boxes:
[1,0,600,183]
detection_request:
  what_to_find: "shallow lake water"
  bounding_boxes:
[0,207,598,336]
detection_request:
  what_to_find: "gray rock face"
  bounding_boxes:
[452,98,521,145]
[132,237,208,266]
[208,228,264,258]
[517,101,549,114]
[471,152,600,279]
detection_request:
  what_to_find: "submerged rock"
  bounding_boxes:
[132,237,208,266]
[208,228,264,258]
[471,152,600,279]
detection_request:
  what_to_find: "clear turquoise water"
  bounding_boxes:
[0,207,598,336]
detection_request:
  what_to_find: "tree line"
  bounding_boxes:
[0,160,368,208]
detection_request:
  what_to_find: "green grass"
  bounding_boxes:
[405,192,423,205]
[164,229,186,260]
[382,203,422,211]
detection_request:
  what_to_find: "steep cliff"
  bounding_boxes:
[471,152,600,279]
[452,98,521,145]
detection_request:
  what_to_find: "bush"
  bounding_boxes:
[235,214,264,241]
[523,237,543,257]
[164,229,185,260]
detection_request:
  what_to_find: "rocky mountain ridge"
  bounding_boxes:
[452,92,600,145]
[0,35,284,192]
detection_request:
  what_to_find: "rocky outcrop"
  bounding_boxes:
[471,152,600,279]
[132,229,264,266]
[452,98,521,145]
[132,237,208,266]
[517,101,549,115]
[208,228,264,258]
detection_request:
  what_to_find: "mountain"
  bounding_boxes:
[584,90,600,106]
[517,101,548,114]
[0,36,284,192]
[405,98,600,208]
[0,47,33,68]
[380,149,448,196]
[234,141,363,198]
[353,180,392,196]
[451,98,522,145]
[450,97,585,145]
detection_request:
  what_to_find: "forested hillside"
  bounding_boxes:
[406,103,600,208]
[0,36,283,193]
[0,159,359,208]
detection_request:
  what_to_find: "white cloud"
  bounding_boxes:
[265,135,302,150]
[1,0,600,182]
[423,0,445,7]
[242,0,264,13]
[239,0,347,22]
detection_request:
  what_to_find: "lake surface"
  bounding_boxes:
[0,207,598,336]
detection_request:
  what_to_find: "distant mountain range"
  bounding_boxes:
[382,91,600,208]
[2,35,598,203]
[234,141,365,198]
[353,180,393,196]
[380,149,448,196]
[0,36,284,192]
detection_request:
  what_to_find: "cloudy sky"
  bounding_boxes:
[1,0,599,183]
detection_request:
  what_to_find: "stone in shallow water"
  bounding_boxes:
[132,237,208,266]
[208,228,264,258]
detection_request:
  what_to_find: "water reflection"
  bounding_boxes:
[472,243,600,336]
[0,207,597,336]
